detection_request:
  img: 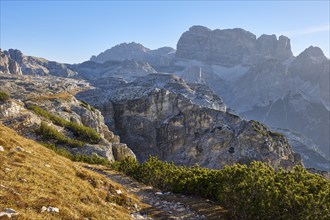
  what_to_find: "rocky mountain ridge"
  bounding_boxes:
[176,25,293,66]
[77,73,302,170]
[90,42,175,67]
[0,49,77,77]
[70,59,157,81]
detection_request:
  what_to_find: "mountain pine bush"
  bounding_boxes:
[37,121,84,148]
[0,91,10,101]
[112,156,330,219]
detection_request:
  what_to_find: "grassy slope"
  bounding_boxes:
[0,123,143,220]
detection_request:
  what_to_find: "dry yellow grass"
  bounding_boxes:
[0,123,143,220]
[29,92,74,102]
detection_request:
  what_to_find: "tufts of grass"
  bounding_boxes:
[41,142,111,166]
[37,121,85,148]
[0,91,10,101]
[29,92,73,102]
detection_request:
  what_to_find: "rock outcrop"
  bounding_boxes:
[77,74,301,169]
[0,74,135,161]
[0,49,77,77]
[0,49,23,75]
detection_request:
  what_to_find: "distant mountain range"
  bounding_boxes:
[1,25,329,171]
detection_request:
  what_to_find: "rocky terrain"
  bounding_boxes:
[0,74,135,162]
[77,73,302,170]
[88,25,330,170]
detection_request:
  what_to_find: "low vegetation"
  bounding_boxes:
[37,121,85,148]
[0,124,142,219]
[80,100,96,112]
[29,92,73,102]
[112,156,330,220]
[251,120,284,139]
[0,91,10,101]
[28,105,101,143]
[42,143,111,166]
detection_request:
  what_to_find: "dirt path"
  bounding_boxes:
[86,166,228,220]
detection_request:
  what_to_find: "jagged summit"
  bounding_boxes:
[176,25,293,66]
[0,49,77,77]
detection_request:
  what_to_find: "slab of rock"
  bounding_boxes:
[0,208,19,218]
[41,206,59,213]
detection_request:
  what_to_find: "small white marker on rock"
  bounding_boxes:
[15,146,25,152]
[41,206,59,213]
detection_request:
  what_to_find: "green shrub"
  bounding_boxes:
[113,156,330,220]
[67,122,101,143]
[80,100,96,112]
[42,142,111,166]
[0,91,10,101]
[37,121,84,148]
[28,105,68,127]
[29,105,101,143]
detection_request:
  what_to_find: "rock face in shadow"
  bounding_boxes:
[77,74,302,170]
[71,59,156,81]
[175,25,293,66]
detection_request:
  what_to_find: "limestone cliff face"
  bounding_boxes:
[176,25,293,66]
[78,74,301,169]
[0,74,135,162]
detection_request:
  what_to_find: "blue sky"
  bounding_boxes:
[1,1,329,63]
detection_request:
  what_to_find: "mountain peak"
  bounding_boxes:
[176,26,293,66]
[89,43,175,66]
[298,46,327,61]
[189,25,211,32]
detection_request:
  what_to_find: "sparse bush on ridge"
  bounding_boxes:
[41,142,111,166]
[80,100,96,112]
[37,121,84,148]
[0,91,10,101]
[112,156,330,220]
[29,105,101,143]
